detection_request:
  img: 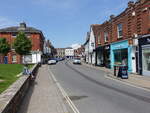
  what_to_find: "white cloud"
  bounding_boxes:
[0,17,18,28]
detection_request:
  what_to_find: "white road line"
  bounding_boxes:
[48,67,80,113]
[105,75,150,92]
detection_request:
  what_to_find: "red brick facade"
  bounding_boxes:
[95,0,150,48]
[74,46,85,57]
[0,25,44,64]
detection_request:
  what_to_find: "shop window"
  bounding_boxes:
[104,32,108,42]
[142,47,150,71]
[117,24,123,38]
[114,49,128,65]
[12,55,17,63]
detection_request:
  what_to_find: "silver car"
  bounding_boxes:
[48,59,57,65]
[73,58,81,64]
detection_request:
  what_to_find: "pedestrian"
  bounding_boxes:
[23,64,28,75]
[122,58,127,66]
[29,70,35,80]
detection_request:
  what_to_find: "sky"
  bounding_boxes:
[0,0,136,48]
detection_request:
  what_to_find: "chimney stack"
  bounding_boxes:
[20,22,26,28]
[128,1,134,8]
[110,14,115,20]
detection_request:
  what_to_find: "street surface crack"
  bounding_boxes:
[68,96,88,101]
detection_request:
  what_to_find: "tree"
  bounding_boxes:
[0,38,10,63]
[13,32,32,63]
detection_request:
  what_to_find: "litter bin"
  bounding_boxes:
[118,66,128,79]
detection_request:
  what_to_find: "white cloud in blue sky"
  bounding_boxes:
[0,0,136,48]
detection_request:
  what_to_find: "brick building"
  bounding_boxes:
[86,0,150,75]
[0,22,45,64]
[95,21,111,68]
[74,45,85,58]
[55,48,65,58]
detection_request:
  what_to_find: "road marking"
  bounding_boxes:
[105,75,150,92]
[48,67,80,113]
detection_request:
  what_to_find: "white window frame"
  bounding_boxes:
[104,32,108,42]
[117,24,123,38]
[98,34,101,44]
[12,55,17,63]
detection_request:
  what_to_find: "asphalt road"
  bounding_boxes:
[49,60,150,113]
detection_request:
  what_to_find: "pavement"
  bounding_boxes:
[82,62,150,90]
[16,61,150,113]
[17,65,71,113]
[50,61,150,113]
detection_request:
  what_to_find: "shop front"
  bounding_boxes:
[95,46,103,66]
[139,35,150,76]
[103,45,110,68]
[110,40,132,72]
[95,45,110,68]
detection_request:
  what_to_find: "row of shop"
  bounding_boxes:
[95,35,150,76]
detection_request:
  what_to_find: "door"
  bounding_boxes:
[135,52,139,73]
[4,56,8,64]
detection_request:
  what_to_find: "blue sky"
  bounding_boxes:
[0,0,135,48]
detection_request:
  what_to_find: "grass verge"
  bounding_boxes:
[0,64,33,94]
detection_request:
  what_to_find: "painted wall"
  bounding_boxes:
[89,28,95,53]
[23,52,42,64]
[65,49,74,57]
[88,27,96,64]
[131,46,136,73]
[84,41,89,63]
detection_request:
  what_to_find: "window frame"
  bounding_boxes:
[104,32,108,43]
[12,54,17,63]
[97,34,101,44]
[117,24,123,39]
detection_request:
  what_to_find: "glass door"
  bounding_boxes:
[142,46,150,76]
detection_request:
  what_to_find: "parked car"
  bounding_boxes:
[55,58,62,61]
[48,59,57,65]
[73,58,81,64]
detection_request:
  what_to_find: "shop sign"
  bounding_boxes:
[111,40,128,50]
[114,45,123,49]
[139,37,150,45]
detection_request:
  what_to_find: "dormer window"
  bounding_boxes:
[104,32,108,42]
[117,24,123,38]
